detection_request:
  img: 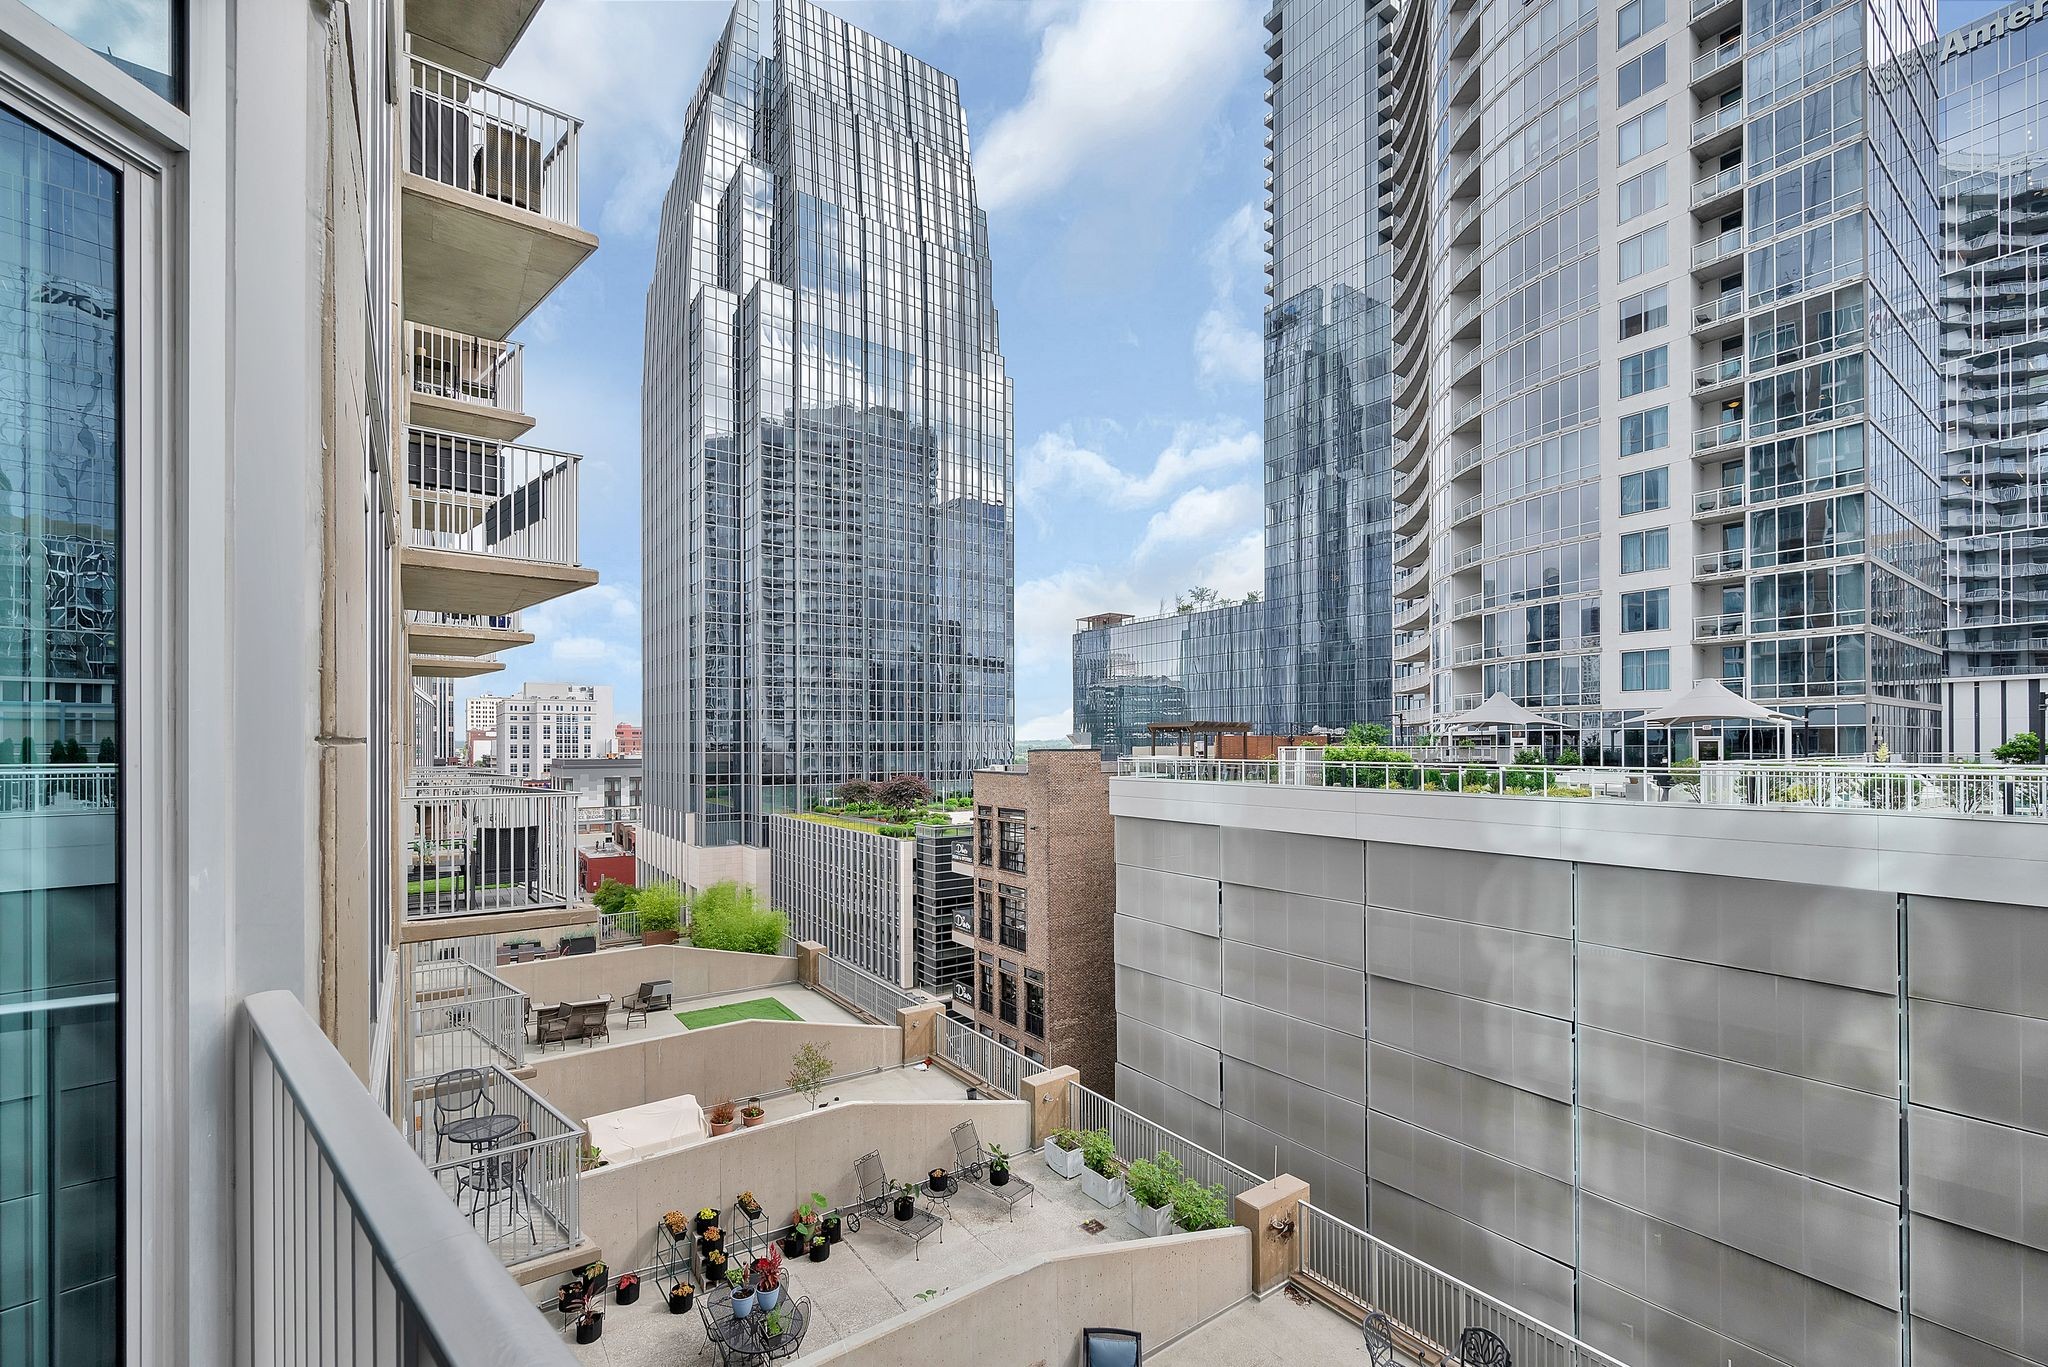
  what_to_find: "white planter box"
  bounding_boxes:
[1081,1167,1126,1209]
[1043,1140,1086,1179]
[1120,1192,1176,1237]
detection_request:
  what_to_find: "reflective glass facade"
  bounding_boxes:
[1071,603,1269,758]
[645,0,1013,851]
[1939,16,2048,676]
[0,105,122,1366]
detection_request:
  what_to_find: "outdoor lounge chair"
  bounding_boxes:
[950,1119,1034,1217]
[1459,1327,1511,1367]
[532,1002,574,1051]
[621,979,673,1028]
[853,1150,943,1257]
[1082,1328,1142,1366]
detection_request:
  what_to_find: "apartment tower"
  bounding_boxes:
[1385,0,1943,757]
[642,0,1015,884]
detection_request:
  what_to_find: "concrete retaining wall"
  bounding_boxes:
[495,943,795,1006]
[580,1098,1029,1274]
[522,1018,903,1124]
[807,1227,1251,1366]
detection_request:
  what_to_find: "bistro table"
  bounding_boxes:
[700,1269,805,1364]
[441,1112,520,1150]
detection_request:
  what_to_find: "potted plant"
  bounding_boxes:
[704,1248,728,1281]
[707,1100,738,1136]
[927,1165,952,1195]
[614,1272,641,1306]
[636,884,683,945]
[741,1099,767,1128]
[1044,1127,1087,1180]
[1079,1130,1124,1209]
[698,1225,724,1258]
[668,1281,696,1315]
[737,1190,763,1220]
[664,1209,691,1239]
[582,1261,609,1296]
[809,1230,830,1262]
[783,1217,810,1258]
[1169,1174,1230,1232]
[726,1264,755,1319]
[822,1210,843,1244]
[1121,1154,1180,1238]
[764,1304,789,1338]
[694,1207,719,1234]
[575,1307,604,1345]
[555,1280,585,1317]
[579,1142,605,1172]
[752,1247,784,1313]
[893,1181,918,1222]
[987,1143,1011,1187]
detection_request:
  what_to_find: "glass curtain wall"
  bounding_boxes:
[0,104,123,1367]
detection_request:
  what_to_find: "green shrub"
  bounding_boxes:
[592,876,636,917]
[1344,722,1391,746]
[689,881,787,954]
[1078,1128,1118,1178]
[877,823,916,838]
[634,882,684,933]
[1125,1153,1183,1210]
[1556,747,1582,766]
[1460,768,1498,793]
[1512,747,1544,766]
[1995,731,2044,764]
[1049,1127,1084,1152]
[1168,1175,1230,1231]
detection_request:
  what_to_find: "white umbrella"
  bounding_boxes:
[1442,692,1565,733]
[1635,679,1796,759]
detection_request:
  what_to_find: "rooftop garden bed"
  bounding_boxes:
[797,774,971,839]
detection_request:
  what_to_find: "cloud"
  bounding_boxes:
[1018,707,1075,742]
[1013,530,1265,669]
[1135,482,1259,558]
[1193,201,1264,387]
[1018,421,1258,510]
[973,0,1258,214]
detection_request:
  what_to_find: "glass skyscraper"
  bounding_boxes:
[642,0,1014,858]
[1071,603,1269,758]
[1939,12,2048,676]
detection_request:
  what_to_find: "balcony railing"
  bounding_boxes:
[406,958,528,1085]
[1692,163,1745,208]
[1694,418,1745,451]
[936,1014,1035,1098]
[409,610,521,633]
[1691,100,1743,145]
[406,427,582,568]
[0,763,117,815]
[1069,1080,1264,1203]
[818,953,923,1024]
[1695,484,1744,514]
[1693,354,1744,391]
[1695,611,1746,640]
[1691,36,1742,82]
[1695,547,1746,576]
[236,992,577,1365]
[1693,291,1742,327]
[405,783,578,920]
[408,54,581,228]
[1693,226,1744,268]
[407,322,524,413]
[409,1066,583,1265]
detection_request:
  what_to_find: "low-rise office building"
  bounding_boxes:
[957,749,1118,1093]
[1111,762,2048,1367]
[767,810,973,993]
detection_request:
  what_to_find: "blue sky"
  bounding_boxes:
[480,0,1269,742]
[479,0,1995,743]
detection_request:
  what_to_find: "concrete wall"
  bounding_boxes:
[1109,777,2048,1367]
[494,943,795,1005]
[808,1227,1250,1367]
[579,1098,1029,1274]
[522,1018,902,1124]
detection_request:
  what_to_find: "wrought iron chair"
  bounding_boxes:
[462,1141,536,1246]
[1459,1326,1512,1367]
[950,1120,1035,1218]
[1363,1311,1396,1366]
[853,1150,943,1256]
[761,1295,811,1360]
[1081,1327,1143,1365]
[430,1068,486,1159]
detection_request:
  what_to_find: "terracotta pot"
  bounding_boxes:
[641,930,679,946]
[709,1118,735,1136]
[742,1109,766,1127]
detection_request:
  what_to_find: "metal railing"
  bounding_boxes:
[1694,547,1745,576]
[936,1014,1037,1098]
[407,959,528,1085]
[1067,1081,1264,1203]
[236,992,577,1364]
[408,54,581,228]
[1116,757,2048,820]
[1691,36,1741,82]
[1693,290,1742,326]
[1692,226,1743,268]
[1298,1201,1627,1367]
[1694,611,1746,640]
[404,783,578,920]
[1692,354,1743,390]
[1691,163,1744,208]
[0,763,117,814]
[411,1066,583,1266]
[408,609,520,633]
[1693,418,1744,451]
[818,953,922,1024]
[406,322,522,413]
[405,427,582,568]
[1693,484,1743,514]
[1690,100,1743,144]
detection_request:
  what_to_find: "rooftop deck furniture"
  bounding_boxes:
[698,1271,809,1365]
[854,1150,943,1258]
[459,1139,536,1246]
[1082,1327,1142,1366]
[1363,1311,1396,1366]
[429,1067,486,1158]
[531,1001,574,1051]
[621,978,673,1028]
[950,1119,1035,1218]
[1459,1327,1511,1366]
[566,996,611,1046]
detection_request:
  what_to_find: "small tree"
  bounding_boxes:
[592,876,635,917]
[1242,589,1262,603]
[690,881,787,953]
[635,882,685,935]
[835,778,877,806]
[1995,730,2045,764]
[96,736,117,764]
[788,1042,833,1109]
[877,773,933,809]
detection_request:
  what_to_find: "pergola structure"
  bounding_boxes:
[1147,721,1253,757]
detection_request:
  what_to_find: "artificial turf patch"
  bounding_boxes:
[676,996,803,1029]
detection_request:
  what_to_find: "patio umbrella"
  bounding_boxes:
[1442,692,1565,733]
[1634,678,1797,758]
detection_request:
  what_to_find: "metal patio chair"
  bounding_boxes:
[1363,1311,1396,1366]
[1459,1327,1511,1367]
[950,1119,1035,1218]
[853,1150,943,1257]
[430,1068,486,1159]
[622,979,673,1028]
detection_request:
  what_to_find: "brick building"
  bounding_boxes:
[958,748,1116,1093]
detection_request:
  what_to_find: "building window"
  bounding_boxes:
[1618,226,1668,281]
[978,963,993,1015]
[1617,105,1667,164]
[1617,0,1665,45]
[1620,528,1671,573]
[1618,44,1666,104]
[975,806,992,865]
[977,883,994,940]
[1619,286,1668,339]
[998,971,1018,1026]
[1025,982,1045,1040]
[1619,406,1669,455]
[1620,467,1669,514]
[998,887,1027,952]
[1621,589,1671,632]
[997,809,1025,873]
[1618,166,1668,223]
[1620,345,1669,397]
[1622,649,1672,691]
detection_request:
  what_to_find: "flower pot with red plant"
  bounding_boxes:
[808,1235,829,1263]
[614,1273,640,1306]
[741,1098,766,1128]
[752,1247,784,1313]
[668,1283,696,1315]
[707,1101,737,1136]
[575,1309,604,1345]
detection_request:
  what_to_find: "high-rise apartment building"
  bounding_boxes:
[466,691,509,737]
[491,680,615,780]
[642,0,1014,883]
[1940,11,2048,677]
[1382,0,1944,758]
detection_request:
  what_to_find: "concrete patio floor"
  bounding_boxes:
[1153,1285,1424,1365]
[551,1149,1146,1364]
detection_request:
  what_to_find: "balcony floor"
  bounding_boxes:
[1153,1288,1418,1365]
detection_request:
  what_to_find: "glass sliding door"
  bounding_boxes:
[0,104,123,1367]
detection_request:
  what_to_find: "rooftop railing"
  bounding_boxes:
[406,322,523,414]
[409,1066,583,1266]
[405,783,578,920]
[936,1014,1038,1098]
[1067,1080,1264,1204]
[406,427,582,569]
[408,55,581,228]
[0,763,117,815]
[236,991,577,1364]
[818,953,923,1024]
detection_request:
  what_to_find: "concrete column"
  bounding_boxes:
[897,999,945,1064]
[1020,1065,1077,1147]
[796,940,825,988]
[1233,1174,1309,1296]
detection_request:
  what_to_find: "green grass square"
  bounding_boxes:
[675,996,803,1029]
